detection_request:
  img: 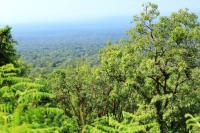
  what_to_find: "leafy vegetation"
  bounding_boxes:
[0,64,77,132]
[185,114,200,132]
[0,2,200,133]
[0,26,17,66]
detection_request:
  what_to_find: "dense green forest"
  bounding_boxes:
[0,3,200,133]
[15,22,128,76]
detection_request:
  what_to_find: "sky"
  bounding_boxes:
[0,0,199,24]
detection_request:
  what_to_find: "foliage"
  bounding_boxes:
[0,2,200,133]
[0,26,18,66]
[0,64,77,132]
[97,2,200,132]
[185,114,200,133]
[84,105,160,133]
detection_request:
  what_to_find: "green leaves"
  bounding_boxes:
[0,64,77,132]
[185,114,200,132]
[0,2,199,133]
[0,26,17,66]
[96,2,200,132]
[84,106,160,133]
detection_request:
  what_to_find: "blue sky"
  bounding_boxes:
[0,0,199,24]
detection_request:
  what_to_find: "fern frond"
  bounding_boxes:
[0,104,13,113]
[18,89,54,104]
[185,114,200,132]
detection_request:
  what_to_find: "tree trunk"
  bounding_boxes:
[155,101,165,133]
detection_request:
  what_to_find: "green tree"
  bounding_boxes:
[49,63,97,130]
[0,26,17,66]
[48,61,137,131]
[99,3,200,132]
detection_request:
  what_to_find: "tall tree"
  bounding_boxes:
[99,2,200,132]
[0,26,17,66]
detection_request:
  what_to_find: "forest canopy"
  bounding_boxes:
[0,2,200,133]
